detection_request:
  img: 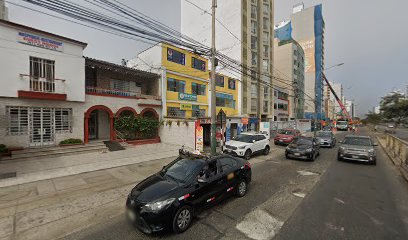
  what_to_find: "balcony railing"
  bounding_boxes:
[20,74,66,94]
[86,86,160,100]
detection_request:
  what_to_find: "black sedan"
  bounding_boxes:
[126,154,252,234]
[285,136,320,161]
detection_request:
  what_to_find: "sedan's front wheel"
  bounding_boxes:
[172,206,193,233]
[244,150,252,160]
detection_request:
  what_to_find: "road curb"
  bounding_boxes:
[376,135,408,183]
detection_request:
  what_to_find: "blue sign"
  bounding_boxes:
[216,92,234,100]
[226,126,231,142]
[178,93,197,101]
[274,21,292,41]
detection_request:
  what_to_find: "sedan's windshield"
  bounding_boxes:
[233,134,253,143]
[317,132,331,137]
[278,130,295,135]
[292,138,312,145]
[164,159,203,183]
[343,137,372,146]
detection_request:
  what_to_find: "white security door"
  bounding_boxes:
[29,108,55,146]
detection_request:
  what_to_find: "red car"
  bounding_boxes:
[274,129,301,145]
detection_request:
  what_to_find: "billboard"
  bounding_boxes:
[298,39,315,73]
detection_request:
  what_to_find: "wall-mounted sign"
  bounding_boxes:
[180,103,193,110]
[18,32,64,52]
[241,118,249,124]
[195,126,203,152]
[179,93,197,101]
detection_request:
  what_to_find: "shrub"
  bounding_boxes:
[115,115,160,140]
[0,144,8,153]
[60,139,83,145]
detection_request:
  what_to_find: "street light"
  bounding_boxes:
[324,63,344,71]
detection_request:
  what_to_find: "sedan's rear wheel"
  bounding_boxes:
[172,206,193,233]
[236,180,247,197]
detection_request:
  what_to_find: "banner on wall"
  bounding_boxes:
[195,126,203,152]
[18,32,64,52]
[298,39,315,73]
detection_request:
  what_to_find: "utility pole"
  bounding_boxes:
[210,0,217,155]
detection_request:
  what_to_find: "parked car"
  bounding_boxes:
[223,132,270,160]
[285,136,320,161]
[316,131,336,148]
[322,126,332,131]
[337,135,377,165]
[274,129,301,145]
[126,153,252,234]
[385,124,396,134]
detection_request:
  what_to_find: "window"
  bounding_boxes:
[251,5,257,19]
[274,90,278,97]
[262,59,269,72]
[216,93,235,108]
[251,21,257,34]
[251,0,257,5]
[192,106,206,118]
[251,98,257,112]
[191,82,206,95]
[167,78,185,93]
[7,107,28,135]
[263,101,269,112]
[216,74,224,87]
[251,36,257,49]
[256,134,266,141]
[263,4,269,15]
[251,70,257,80]
[167,48,185,65]
[228,78,236,90]
[192,57,206,71]
[55,108,72,133]
[264,87,269,98]
[219,157,237,172]
[251,51,257,65]
[274,103,277,109]
[263,45,269,58]
[110,79,130,92]
[251,83,257,97]
[167,107,186,118]
[263,17,269,30]
[263,32,269,44]
[30,57,55,80]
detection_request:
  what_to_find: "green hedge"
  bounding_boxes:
[115,115,160,140]
[60,139,83,145]
[0,144,8,153]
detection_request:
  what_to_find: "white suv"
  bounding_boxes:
[223,132,270,160]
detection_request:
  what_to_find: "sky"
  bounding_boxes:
[5,0,408,117]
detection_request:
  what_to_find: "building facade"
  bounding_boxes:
[273,87,290,121]
[0,0,8,21]
[273,38,305,120]
[180,0,275,124]
[0,20,162,148]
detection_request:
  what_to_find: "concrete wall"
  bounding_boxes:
[0,21,86,102]
[159,120,196,150]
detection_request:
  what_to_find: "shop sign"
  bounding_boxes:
[196,126,204,152]
[241,118,249,124]
[180,103,192,110]
[18,32,64,52]
[179,93,197,101]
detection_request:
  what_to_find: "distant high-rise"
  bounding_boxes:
[0,0,8,20]
[276,4,325,120]
[181,0,275,125]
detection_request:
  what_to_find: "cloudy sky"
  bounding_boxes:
[6,0,408,117]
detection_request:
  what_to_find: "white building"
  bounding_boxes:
[0,19,162,148]
[273,87,290,121]
[0,0,8,21]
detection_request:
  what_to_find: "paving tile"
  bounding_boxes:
[36,181,56,196]
[52,176,87,191]
[0,205,16,218]
[0,216,13,238]
[16,195,62,214]
[82,173,114,184]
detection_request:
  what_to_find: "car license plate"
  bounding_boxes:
[352,155,359,159]
[279,140,284,142]
[294,153,301,156]
[127,209,136,222]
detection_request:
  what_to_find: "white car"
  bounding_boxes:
[223,132,270,160]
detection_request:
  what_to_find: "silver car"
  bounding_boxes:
[316,131,336,148]
[337,135,377,165]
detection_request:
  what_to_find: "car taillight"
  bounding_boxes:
[244,162,251,169]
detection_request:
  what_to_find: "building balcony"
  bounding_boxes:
[18,74,67,101]
[86,86,161,101]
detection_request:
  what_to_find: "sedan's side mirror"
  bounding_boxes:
[252,140,256,143]
[373,143,378,147]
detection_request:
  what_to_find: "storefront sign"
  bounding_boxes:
[179,93,197,101]
[200,118,211,124]
[241,118,249,124]
[180,103,192,110]
[18,32,64,52]
[195,126,203,152]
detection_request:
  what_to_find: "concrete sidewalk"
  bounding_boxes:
[0,143,180,188]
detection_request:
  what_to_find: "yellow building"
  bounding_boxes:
[214,73,239,117]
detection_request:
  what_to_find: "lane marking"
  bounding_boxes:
[297,170,319,176]
[236,209,284,240]
[334,197,345,204]
[292,192,306,198]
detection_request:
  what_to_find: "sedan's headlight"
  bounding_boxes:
[305,148,313,152]
[239,146,246,149]
[368,149,375,154]
[339,147,345,152]
[144,198,175,211]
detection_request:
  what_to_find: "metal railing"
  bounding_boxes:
[20,74,65,94]
[86,86,161,100]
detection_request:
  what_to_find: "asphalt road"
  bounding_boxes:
[275,128,408,240]
[376,125,408,141]
[64,129,408,240]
